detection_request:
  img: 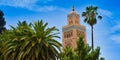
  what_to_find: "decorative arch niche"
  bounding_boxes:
[64,30,73,38]
[76,30,85,38]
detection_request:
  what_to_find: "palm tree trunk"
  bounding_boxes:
[91,26,94,60]
[91,26,94,51]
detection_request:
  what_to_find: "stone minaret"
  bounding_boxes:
[62,6,86,49]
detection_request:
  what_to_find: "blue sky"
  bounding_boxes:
[0,0,120,60]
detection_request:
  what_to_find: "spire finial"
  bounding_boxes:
[72,5,75,11]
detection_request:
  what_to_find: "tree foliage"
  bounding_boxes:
[60,47,76,60]
[61,36,104,60]
[0,20,61,60]
[82,6,102,50]
[0,10,6,34]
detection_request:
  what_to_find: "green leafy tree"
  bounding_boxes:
[82,6,102,50]
[0,20,62,60]
[60,47,76,60]
[0,10,6,34]
[61,36,105,60]
[100,57,105,60]
[75,36,91,60]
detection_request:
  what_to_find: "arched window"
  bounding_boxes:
[64,30,73,38]
[76,30,85,38]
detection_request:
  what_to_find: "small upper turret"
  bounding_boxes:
[67,6,80,26]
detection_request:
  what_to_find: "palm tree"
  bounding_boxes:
[82,6,102,50]
[0,29,14,60]
[1,20,62,60]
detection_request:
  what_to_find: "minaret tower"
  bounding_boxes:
[62,6,86,49]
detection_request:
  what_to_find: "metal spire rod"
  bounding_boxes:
[72,5,75,11]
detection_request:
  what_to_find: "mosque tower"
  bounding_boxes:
[62,6,86,49]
